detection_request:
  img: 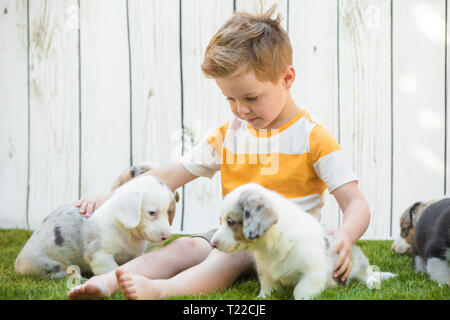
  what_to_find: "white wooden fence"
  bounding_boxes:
[0,0,448,239]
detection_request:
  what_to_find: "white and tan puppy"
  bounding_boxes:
[211,183,396,300]
[15,176,176,278]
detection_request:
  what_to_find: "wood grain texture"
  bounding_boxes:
[79,0,130,198]
[289,0,341,231]
[180,0,234,233]
[127,0,184,231]
[447,0,450,197]
[339,0,392,239]
[28,0,80,229]
[1,0,448,240]
[0,0,28,228]
[392,0,446,238]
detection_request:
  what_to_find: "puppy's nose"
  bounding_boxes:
[210,240,217,248]
[161,232,171,241]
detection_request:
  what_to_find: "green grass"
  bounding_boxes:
[1,229,449,300]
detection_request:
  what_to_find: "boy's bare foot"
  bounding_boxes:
[67,274,116,300]
[115,268,162,300]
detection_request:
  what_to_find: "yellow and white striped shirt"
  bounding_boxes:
[181,109,357,213]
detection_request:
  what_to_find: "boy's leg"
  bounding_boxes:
[116,249,255,300]
[67,236,212,299]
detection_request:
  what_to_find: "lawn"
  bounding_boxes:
[0,229,448,300]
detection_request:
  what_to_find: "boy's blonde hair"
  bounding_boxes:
[201,4,292,85]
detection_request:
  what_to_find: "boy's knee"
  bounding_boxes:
[232,250,256,270]
[170,236,212,256]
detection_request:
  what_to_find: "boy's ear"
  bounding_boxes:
[282,65,295,89]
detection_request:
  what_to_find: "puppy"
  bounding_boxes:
[15,176,176,278]
[392,199,438,254]
[412,198,450,286]
[111,163,179,227]
[110,162,155,191]
[211,183,396,300]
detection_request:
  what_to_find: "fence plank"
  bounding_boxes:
[79,0,130,198]
[392,0,446,238]
[1,0,448,240]
[447,0,450,196]
[339,0,392,239]
[289,0,341,231]
[28,0,80,229]
[180,0,234,233]
[0,0,28,228]
[127,0,184,232]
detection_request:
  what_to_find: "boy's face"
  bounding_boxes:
[215,69,294,130]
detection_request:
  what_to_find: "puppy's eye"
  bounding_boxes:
[227,218,235,226]
[148,211,157,217]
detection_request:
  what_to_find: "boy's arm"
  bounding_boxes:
[332,181,370,243]
[77,162,198,217]
[330,181,370,281]
[139,162,198,191]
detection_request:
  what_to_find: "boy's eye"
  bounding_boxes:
[246,97,257,101]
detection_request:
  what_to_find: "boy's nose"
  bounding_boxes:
[236,102,250,114]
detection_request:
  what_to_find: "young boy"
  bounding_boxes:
[68,5,370,300]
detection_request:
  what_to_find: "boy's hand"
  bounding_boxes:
[331,228,353,283]
[75,193,113,218]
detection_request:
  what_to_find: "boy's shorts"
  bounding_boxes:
[191,228,218,244]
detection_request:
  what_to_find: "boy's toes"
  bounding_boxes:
[115,268,129,283]
[115,268,139,300]
[123,286,138,300]
[116,269,132,287]
[115,267,162,300]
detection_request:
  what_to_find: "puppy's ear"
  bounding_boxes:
[413,201,432,226]
[166,191,179,226]
[240,191,278,240]
[408,201,425,227]
[167,201,176,226]
[113,188,143,229]
[401,202,418,228]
